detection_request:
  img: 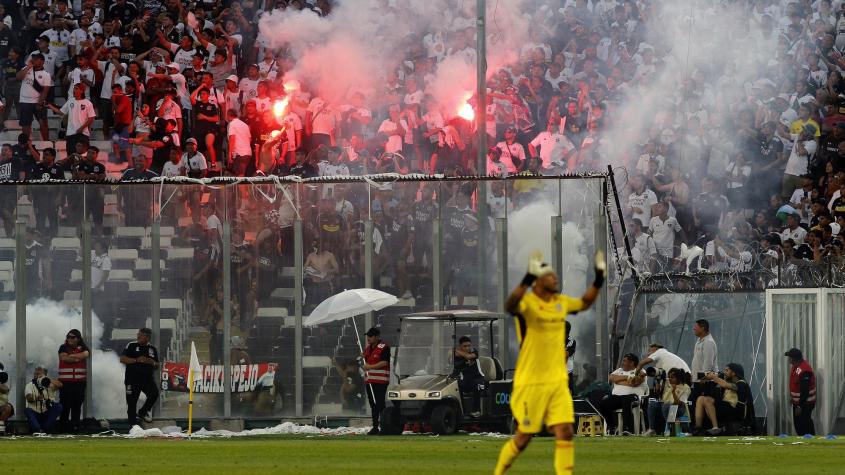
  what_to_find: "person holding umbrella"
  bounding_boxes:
[362,327,390,435]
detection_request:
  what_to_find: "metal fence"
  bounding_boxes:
[0,175,608,421]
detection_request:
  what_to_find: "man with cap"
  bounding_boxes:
[494,249,605,475]
[496,126,526,173]
[785,348,816,435]
[224,74,242,120]
[180,138,208,179]
[16,52,52,141]
[119,328,160,428]
[361,327,390,435]
[487,146,508,177]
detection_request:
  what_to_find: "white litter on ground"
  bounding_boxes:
[121,422,371,438]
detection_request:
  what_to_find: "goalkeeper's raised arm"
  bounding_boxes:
[504,249,606,316]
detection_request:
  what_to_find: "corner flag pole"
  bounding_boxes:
[188,367,194,436]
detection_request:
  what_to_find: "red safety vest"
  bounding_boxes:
[363,341,390,384]
[58,345,88,382]
[789,360,816,406]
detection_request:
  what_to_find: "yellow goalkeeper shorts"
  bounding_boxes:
[510,382,574,434]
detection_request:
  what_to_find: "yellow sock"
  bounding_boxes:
[494,439,522,475]
[554,440,574,475]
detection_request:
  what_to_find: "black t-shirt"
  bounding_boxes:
[31,162,65,180]
[23,240,44,282]
[122,341,159,382]
[121,168,158,181]
[150,131,177,173]
[757,136,784,169]
[77,160,106,179]
[0,158,21,181]
[1,57,22,82]
[194,101,219,127]
[13,145,37,179]
[453,348,482,381]
[0,28,13,59]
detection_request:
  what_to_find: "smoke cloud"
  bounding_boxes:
[0,299,127,418]
[258,0,536,115]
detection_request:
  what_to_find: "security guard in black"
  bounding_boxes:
[120,328,160,427]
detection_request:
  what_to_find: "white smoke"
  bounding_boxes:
[595,2,777,179]
[0,299,127,418]
[507,200,588,297]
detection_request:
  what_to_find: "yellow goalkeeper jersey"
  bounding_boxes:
[513,291,585,386]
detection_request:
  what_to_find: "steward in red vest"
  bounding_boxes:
[785,348,816,436]
[58,329,90,433]
[362,327,390,435]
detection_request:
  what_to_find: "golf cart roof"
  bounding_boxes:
[398,310,507,322]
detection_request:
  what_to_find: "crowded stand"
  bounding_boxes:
[0,0,842,293]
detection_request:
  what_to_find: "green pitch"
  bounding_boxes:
[1,435,842,474]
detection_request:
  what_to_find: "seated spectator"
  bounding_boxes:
[24,366,63,434]
[693,363,751,436]
[645,367,691,436]
[453,336,485,417]
[599,353,648,434]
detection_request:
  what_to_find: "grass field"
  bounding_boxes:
[2,434,842,474]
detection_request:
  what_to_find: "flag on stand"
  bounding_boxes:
[188,342,202,435]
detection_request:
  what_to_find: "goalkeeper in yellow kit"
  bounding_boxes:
[494,250,605,475]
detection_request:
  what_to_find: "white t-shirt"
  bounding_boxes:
[97,60,127,100]
[20,69,53,104]
[784,139,817,176]
[648,215,681,257]
[43,28,71,63]
[529,130,574,168]
[169,45,197,72]
[91,251,111,290]
[161,160,183,177]
[781,226,807,245]
[180,152,208,173]
[61,98,96,136]
[227,118,253,156]
[308,98,338,135]
[238,77,260,102]
[648,348,691,373]
[68,67,96,99]
[628,189,658,226]
[282,113,303,151]
[610,368,649,396]
[69,27,94,54]
[169,73,190,110]
[378,118,408,153]
[496,141,526,172]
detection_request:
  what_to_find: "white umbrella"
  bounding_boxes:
[305,288,398,327]
[305,288,398,411]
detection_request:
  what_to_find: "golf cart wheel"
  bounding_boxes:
[379,406,404,435]
[430,404,459,435]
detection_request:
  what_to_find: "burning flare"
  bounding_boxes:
[273,98,290,118]
[458,102,475,121]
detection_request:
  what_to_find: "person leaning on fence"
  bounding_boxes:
[120,328,160,428]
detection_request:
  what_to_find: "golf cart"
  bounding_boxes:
[379,310,514,435]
